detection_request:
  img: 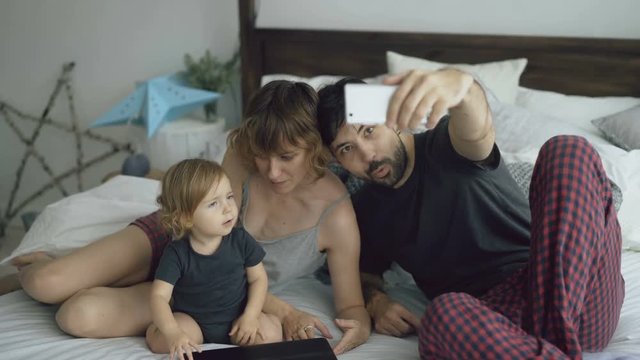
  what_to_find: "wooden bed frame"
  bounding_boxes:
[238,0,640,110]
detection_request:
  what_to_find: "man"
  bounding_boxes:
[316,69,624,359]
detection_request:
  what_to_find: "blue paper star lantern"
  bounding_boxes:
[92,73,220,138]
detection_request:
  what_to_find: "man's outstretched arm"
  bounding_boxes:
[384,68,495,161]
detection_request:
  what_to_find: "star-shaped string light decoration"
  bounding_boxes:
[0,62,133,236]
[91,74,220,138]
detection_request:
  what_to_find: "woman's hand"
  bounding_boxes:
[230,313,260,345]
[332,318,369,355]
[165,329,201,360]
[282,308,333,341]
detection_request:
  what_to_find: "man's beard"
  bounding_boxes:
[364,139,408,188]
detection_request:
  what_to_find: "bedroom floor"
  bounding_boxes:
[0,225,24,277]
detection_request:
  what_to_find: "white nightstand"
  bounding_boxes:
[138,118,228,171]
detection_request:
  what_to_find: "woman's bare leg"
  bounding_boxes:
[0,252,51,296]
[56,282,155,338]
[15,225,152,304]
[146,312,204,353]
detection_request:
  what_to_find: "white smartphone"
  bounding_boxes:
[344,84,396,124]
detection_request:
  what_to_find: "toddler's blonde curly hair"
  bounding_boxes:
[156,159,225,239]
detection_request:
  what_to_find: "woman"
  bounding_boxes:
[5,80,370,355]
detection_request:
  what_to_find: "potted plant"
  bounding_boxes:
[182,49,239,122]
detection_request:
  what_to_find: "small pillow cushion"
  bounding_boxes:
[386,51,527,104]
[591,105,640,151]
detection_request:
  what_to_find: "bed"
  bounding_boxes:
[2,0,640,358]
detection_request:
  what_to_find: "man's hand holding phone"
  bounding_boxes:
[384,69,474,131]
[344,69,474,131]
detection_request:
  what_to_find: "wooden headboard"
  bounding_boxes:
[239,0,640,109]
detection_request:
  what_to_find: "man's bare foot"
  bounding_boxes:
[11,251,53,270]
[0,273,21,295]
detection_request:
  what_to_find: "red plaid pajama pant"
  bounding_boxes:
[418,136,625,359]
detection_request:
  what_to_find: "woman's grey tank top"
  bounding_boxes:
[240,176,348,289]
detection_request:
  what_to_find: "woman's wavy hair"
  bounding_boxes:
[228,80,330,179]
[156,159,225,239]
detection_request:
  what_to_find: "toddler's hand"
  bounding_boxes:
[229,313,260,345]
[165,329,201,360]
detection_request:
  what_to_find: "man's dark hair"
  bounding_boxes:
[317,77,366,148]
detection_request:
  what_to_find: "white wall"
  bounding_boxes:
[0,0,239,224]
[257,0,640,39]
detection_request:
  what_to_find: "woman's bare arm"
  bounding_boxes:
[321,196,371,354]
[222,148,250,209]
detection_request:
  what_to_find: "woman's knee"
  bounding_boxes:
[55,287,110,337]
[20,264,69,304]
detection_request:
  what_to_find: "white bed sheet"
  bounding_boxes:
[1,251,640,359]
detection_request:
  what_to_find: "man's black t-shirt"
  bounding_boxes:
[353,118,531,299]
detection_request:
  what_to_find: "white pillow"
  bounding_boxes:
[494,103,628,185]
[515,86,640,135]
[0,175,160,265]
[260,74,385,90]
[386,51,527,105]
[494,103,610,152]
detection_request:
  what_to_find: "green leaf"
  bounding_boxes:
[181,48,240,115]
